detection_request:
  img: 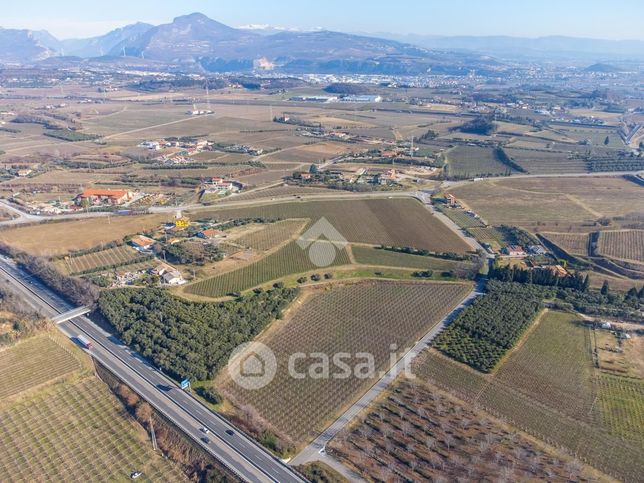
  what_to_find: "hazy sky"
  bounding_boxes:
[3,0,644,40]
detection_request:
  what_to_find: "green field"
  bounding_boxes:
[445,145,512,178]
[185,240,350,297]
[417,310,644,481]
[351,245,473,271]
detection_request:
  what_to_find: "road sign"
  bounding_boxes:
[180,379,190,390]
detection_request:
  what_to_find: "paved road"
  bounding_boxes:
[290,278,486,467]
[0,255,305,483]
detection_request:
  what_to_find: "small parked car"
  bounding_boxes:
[130,471,142,479]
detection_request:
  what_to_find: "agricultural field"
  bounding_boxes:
[450,175,643,231]
[503,148,589,174]
[329,378,603,482]
[0,334,81,401]
[351,245,473,272]
[445,145,513,178]
[432,282,543,372]
[0,214,169,256]
[0,378,186,483]
[0,333,185,482]
[466,226,506,250]
[539,232,590,256]
[217,184,337,203]
[417,310,644,481]
[219,280,471,446]
[438,206,486,228]
[183,240,351,298]
[231,219,306,251]
[193,198,471,254]
[54,244,143,275]
[597,230,644,262]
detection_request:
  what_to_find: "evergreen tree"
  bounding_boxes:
[600,280,610,295]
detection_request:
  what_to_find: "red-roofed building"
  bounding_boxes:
[76,188,132,206]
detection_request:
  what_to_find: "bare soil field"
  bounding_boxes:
[0,214,169,256]
[451,176,643,230]
[193,198,472,254]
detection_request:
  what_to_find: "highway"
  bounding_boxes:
[0,255,305,483]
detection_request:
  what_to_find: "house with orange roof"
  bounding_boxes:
[75,188,132,206]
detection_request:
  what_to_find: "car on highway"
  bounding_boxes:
[201,436,210,444]
[225,429,235,436]
[200,426,210,434]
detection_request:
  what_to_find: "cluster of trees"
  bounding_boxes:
[489,264,590,290]
[98,286,298,381]
[555,283,643,322]
[43,130,99,142]
[377,245,471,261]
[0,286,49,346]
[452,116,497,136]
[323,83,368,95]
[0,242,99,307]
[164,243,222,265]
[497,225,538,247]
[417,129,438,143]
[215,217,280,231]
[588,159,644,172]
[433,281,543,372]
[495,148,526,173]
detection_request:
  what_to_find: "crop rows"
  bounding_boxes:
[351,245,469,271]
[597,230,644,262]
[440,208,486,229]
[195,198,471,253]
[540,232,590,256]
[416,311,644,482]
[329,378,601,482]
[222,281,471,444]
[56,245,142,275]
[446,145,511,178]
[232,219,305,252]
[0,336,80,400]
[467,226,506,249]
[0,377,185,482]
[186,240,351,297]
[595,373,644,446]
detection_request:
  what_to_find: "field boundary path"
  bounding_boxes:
[290,278,486,469]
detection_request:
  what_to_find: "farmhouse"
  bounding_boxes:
[198,228,223,239]
[162,270,185,285]
[129,235,156,251]
[445,194,457,207]
[502,245,527,257]
[75,188,132,206]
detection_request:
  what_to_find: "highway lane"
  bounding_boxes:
[0,255,305,483]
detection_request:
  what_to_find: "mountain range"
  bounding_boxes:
[0,12,641,73]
